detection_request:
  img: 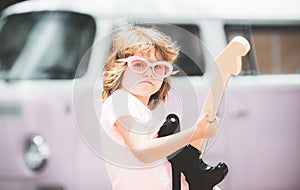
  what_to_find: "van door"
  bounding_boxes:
[0,10,96,189]
[222,24,300,189]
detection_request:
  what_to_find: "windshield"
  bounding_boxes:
[0,11,96,80]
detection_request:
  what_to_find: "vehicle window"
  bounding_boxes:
[139,24,204,76]
[0,11,96,80]
[225,24,300,75]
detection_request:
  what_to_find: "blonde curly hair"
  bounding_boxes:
[102,25,179,109]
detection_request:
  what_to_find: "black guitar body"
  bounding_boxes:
[158,114,228,190]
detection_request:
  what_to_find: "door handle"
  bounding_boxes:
[230,108,248,118]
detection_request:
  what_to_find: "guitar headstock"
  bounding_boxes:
[215,36,250,77]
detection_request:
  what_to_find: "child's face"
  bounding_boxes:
[120,49,165,98]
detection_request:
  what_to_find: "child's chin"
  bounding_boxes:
[132,88,158,97]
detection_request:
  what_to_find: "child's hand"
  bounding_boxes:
[208,115,220,135]
[192,112,220,141]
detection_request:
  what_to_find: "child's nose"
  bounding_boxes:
[144,66,154,77]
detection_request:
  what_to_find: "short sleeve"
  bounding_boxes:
[99,89,159,168]
[100,89,153,146]
[101,89,152,129]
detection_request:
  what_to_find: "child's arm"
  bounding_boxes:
[115,112,219,163]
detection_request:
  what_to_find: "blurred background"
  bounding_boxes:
[0,0,300,190]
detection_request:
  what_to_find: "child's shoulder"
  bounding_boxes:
[103,89,126,104]
[103,89,152,121]
[106,89,130,103]
[102,89,139,111]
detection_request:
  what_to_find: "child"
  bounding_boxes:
[100,25,219,190]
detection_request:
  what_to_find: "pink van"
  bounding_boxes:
[1,0,300,189]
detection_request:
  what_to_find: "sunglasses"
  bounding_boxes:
[116,56,173,78]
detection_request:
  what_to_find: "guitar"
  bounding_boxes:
[158,36,250,190]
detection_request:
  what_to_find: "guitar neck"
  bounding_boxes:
[190,71,229,153]
[189,36,250,157]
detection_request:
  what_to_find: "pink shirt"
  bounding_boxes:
[100,89,188,190]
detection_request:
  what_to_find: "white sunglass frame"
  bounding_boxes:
[117,56,173,78]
